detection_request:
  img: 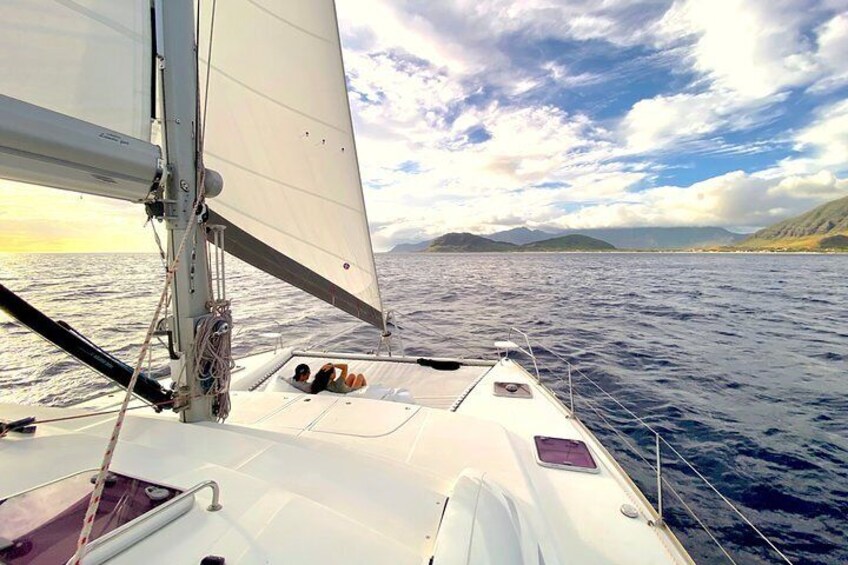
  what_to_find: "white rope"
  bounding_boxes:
[69,4,225,561]
[194,301,233,421]
[68,214,200,565]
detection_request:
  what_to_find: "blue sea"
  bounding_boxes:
[1,252,846,564]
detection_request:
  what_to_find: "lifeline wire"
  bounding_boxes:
[536,343,792,564]
[390,313,792,564]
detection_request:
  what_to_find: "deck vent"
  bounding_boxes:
[620,504,639,519]
[534,436,599,473]
[494,381,533,398]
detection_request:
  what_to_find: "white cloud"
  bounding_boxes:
[769,98,848,175]
[337,1,848,249]
[546,169,848,231]
[808,12,848,92]
[617,2,846,155]
[656,0,822,98]
[337,0,479,75]
[795,99,848,167]
[623,91,728,153]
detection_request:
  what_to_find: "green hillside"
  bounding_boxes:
[421,232,616,252]
[740,195,848,251]
[425,232,518,252]
[520,234,615,251]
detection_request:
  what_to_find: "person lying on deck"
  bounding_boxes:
[310,362,367,394]
[288,363,312,393]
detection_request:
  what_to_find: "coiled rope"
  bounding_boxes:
[194,300,233,421]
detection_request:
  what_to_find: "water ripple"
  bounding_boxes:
[0,252,846,563]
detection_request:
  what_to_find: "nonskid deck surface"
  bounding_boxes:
[1,357,692,564]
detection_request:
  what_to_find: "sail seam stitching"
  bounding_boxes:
[243,0,332,44]
[53,0,147,42]
[204,152,363,213]
[202,63,350,136]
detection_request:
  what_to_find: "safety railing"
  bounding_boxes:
[506,327,540,380]
[84,480,222,556]
[503,332,793,565]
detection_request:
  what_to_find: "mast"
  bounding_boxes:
[160,0,215,422]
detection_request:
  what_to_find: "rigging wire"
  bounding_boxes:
[147,218,168,271]
[199,0,217,143]
[304,321,362,352]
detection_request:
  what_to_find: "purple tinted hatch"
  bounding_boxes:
[534,436,598,471]
[0,471,182,564]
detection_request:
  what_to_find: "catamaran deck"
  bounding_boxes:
[1,351,692,564]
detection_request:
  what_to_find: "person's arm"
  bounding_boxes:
[333,363,349,381]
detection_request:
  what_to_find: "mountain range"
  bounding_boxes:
[739,195,848,250]
[390,195,848,253]
[391,226,746,252]
[423,232,615,252]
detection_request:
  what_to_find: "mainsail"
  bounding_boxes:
[0,0,160,201]
[198,0,384,328]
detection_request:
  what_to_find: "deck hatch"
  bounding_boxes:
[534,436,599,473]
[0,470,184,564]
[493,381,533,398]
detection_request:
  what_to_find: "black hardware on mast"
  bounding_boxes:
[0,284,174,410]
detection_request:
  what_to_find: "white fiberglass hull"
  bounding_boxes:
[0,351,692,564]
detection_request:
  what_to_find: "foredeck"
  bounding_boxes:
[1,350,693,564]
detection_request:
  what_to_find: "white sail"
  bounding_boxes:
[0,0,160,201]
[198,0,384,328]
[0,0,154,140]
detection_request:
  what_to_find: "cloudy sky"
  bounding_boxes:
[337,0,848,250]
[2,0,847,252]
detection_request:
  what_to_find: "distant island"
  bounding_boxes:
[391,226,745,253]
[491,226,746,249]
[424,232,615,252]
[390,195,848,253]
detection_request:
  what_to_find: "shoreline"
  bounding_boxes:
[382,249,848,255]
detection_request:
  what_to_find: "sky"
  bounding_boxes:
[1,0,847,252]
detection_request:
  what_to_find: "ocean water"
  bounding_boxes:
[1,252,846,564]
